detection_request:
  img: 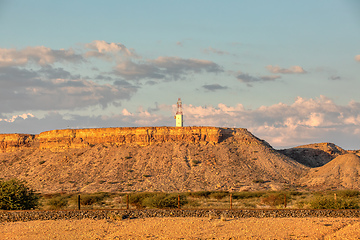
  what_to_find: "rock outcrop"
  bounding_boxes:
[0,134,36,153]
[0,127,237,152]
[37,127,231,151]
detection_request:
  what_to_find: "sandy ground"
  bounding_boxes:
[1,217,360,239]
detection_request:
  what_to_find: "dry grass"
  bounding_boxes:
[34,190,360,210]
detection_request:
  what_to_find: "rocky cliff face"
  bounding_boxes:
[0,127,235,152]
[38,127,229,151]
[0,134,36,153]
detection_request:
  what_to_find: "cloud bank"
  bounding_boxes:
[202,84,228,91]
[2,96,360,150]
[236,73,281,87]
[0,47,84,67]
[114,57,223,80]
[0,41,223,113]
[266,65,306,74]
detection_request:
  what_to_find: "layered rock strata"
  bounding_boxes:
[38,127,229,151]
[1,127,239,152]
[0,134,36,153]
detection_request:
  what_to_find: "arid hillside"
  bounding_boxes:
[0,127,359,193]
[0,127,307,193]
[301,154,360,190]
[279,143,347,168]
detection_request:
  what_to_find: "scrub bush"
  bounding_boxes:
[310,196,359,209]
[0,179,39,210]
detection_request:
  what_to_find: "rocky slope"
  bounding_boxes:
[301,154,360,190]
[0,127,307,193]
[279,143,347,167]
[1,127,360,193]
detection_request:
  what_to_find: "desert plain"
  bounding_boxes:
[2,217,360,239]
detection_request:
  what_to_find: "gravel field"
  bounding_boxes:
[1,217,360,239]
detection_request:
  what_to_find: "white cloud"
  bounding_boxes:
[0,67,137,112]
[180,96,360,149]
[114,57,223,80]
[84,40,137,60]
[266,65,306,74]
[0,113,34,122]
[236,73,281,86]
[114,60,163,80]
[2,96,360,149]
[122,109,133,116]
[0,46,84,67]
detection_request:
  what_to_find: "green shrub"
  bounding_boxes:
[261,193,288,207]
[79,192,109,206]
[47,195,68,209]
[143,193,188,209]
[310,196,359,209]
[0,179,39,210]
[129,192,155,208]
[209,191,229,200]
[288,191,303,196]
[129,192,188,209]
[187,191,212,198]
[232,191,264,199]
[337,190,360,198]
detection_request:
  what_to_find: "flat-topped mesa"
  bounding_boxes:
[0,134,36,153]
[38,127,229,151]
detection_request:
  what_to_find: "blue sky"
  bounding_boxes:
[0,0,359,149]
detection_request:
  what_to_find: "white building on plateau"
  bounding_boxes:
[175,98,183,127]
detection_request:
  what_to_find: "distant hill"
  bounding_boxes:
[278,143,347,167]
[301,154,360,190]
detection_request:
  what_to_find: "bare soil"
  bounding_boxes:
[0,137,307,194]
[1,217,360,239]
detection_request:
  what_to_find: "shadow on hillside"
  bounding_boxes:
[279,148,337,168]
[219,128,236,142]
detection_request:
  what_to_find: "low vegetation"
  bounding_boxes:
[7,188,359,210]
[129,192,188,209]
[0,179,39,210]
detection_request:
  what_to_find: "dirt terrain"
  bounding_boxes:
[0,127,360,193]
[279,142,348,167]
[1,217,360,239]
[0,128,307,193]
[302,153,360,189]
[2,127,360,239]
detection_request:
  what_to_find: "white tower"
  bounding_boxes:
[175,98,183,127]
